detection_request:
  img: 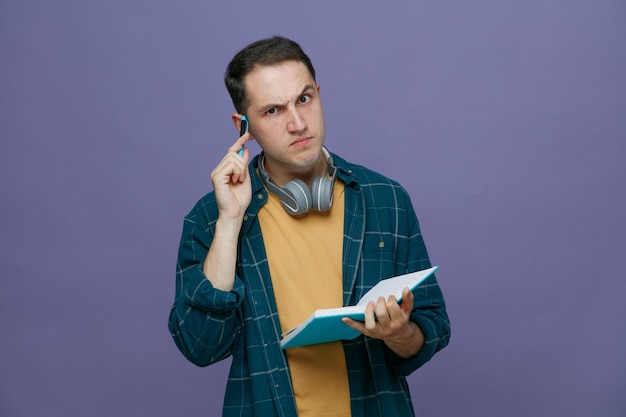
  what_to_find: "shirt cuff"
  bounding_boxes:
[183,266,245,313]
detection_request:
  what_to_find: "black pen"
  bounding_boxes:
[238,115,248,156]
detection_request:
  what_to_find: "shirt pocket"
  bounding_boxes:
[361,234,398,278]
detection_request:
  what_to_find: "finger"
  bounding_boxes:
[341,317,366,333]
[233,149,250,182]
[399,287,414,314]
[231,158,249,184]
[384,290,413,324]
[364,300,377,331]
[374,296,391,326]
[229,132,253,156]
[386,298,408,326]
[385,294,401,316]
[212,153,248,185]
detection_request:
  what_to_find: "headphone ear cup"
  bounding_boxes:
[311,176,334,212]
[281,179,312,216]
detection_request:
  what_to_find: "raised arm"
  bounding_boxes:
[203,130,252,290]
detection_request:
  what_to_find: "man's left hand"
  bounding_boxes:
[342,287,425,358]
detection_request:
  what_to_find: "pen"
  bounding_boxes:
[238,115,248,156]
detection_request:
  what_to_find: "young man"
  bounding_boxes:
[168,36,450,417]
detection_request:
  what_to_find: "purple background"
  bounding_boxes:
[2,1,625,416]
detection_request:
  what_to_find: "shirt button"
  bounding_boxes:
[257,193,264,200]
[378,241,385,248]
[243,215,248,221]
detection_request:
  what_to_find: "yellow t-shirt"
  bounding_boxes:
[258,179,351,417]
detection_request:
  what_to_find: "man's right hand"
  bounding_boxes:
[210,132,253,221]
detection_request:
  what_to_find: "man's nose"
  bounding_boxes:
[286,108,306,132]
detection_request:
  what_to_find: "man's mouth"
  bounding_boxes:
[291,137,312,146]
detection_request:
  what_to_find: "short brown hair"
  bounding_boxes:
[224,36,316,114]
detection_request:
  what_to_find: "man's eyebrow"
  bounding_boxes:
[300,84,316,96]
[260,84,316,110]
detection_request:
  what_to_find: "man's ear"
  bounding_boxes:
[232,113,243,132]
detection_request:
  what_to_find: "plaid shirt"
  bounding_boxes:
[169,152,450,417]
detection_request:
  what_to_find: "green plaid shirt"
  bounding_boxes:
[169,152,450,417]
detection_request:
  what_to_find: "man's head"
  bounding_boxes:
[225,36,316,115]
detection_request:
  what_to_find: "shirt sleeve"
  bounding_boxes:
[385,274,451,376]
[386,190,451,376]
[168,201,246,367]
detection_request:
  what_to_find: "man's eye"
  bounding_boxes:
[267,107,276,115]
[299,95,310,104]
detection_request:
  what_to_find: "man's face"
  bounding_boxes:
[243,60,326,185]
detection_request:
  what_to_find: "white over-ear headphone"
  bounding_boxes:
[258,147,338,216]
